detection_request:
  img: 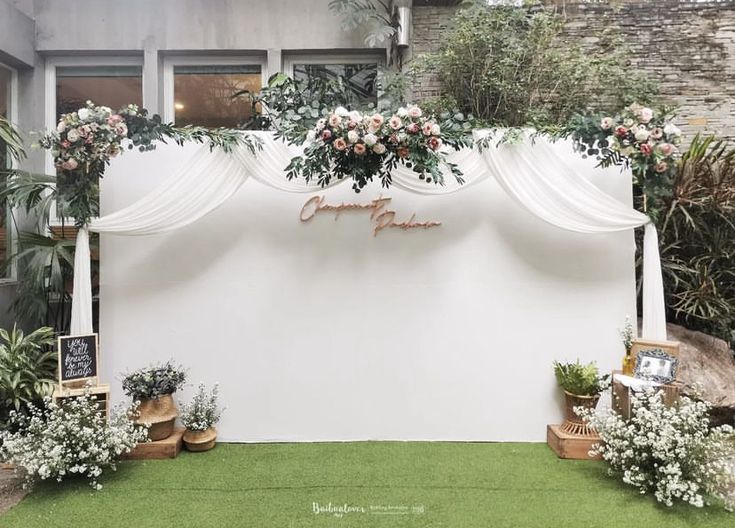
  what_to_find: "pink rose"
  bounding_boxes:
[657,143,676,157]
[370,114,384,128]
[429,137,443,151]
[321,129,332,141]
[614,126,628,138]
[333,138,347,151]
[353,143,366,155]
[407,123,420,134]
[637,107,654,123]
[328,115,342,128]
[62,158,79,170]
[61,140,71,149]
[422,122,433,136]
[347,121,357,130]
[407,106,422,118]
[654,161,668,173]
[389,116,402,130]
[639,143,652,156]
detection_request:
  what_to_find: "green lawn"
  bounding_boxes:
[1,442,731,527]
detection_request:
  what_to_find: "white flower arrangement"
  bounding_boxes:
[179,384,223,432]
[578,388,735,509]
[0,391,147,490]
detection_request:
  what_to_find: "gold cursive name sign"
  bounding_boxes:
[300,195,441,237]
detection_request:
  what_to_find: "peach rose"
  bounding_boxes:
[333,138,347,151]
[353,143,366,155]
[389,116,402,130]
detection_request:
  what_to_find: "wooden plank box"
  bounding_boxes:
[52,383,110,419]
[547,424,602,460]
[125,427,185,460]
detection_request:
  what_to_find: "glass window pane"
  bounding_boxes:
[0,66,12,279]
[173,65,261,128]
[293,63,378,104]
[56,65,143,119]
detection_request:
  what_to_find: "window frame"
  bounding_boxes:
[44,55,145,226]
[283,53,384,103]
[0,61,19,284]
[162,55,267,125]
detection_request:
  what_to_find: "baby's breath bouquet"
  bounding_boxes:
[579,388,735,509]
[180,384,222,432]
[0,392,146,490]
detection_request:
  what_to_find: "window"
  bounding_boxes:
[0,64,16,281]
[55,65,143,119]
[286,56,381,106]
[165,59,264,128]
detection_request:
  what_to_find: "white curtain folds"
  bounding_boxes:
[70,131,667,340]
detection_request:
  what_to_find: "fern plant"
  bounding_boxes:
[553,360,610,397]
[0,325,57,430]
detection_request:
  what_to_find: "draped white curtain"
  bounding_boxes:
[69,130,667,341]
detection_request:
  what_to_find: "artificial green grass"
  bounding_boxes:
[1,442,731,527]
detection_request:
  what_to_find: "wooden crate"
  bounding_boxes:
[52,383,110,419]
[125,427,185,460]
[547,425,602,460]
[611,371,680,420]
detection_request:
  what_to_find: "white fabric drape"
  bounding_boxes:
[70,131,666,341]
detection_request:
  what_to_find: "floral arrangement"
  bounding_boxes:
[121,360,187,400]
[37,101,258,226]
[179,384,223,432]
[578,388,735,509]
[552,360,610,396]
[285,105,472,192]
[0,392,147,490]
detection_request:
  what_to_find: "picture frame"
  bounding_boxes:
[634,348,678,384]
[629,338,680,366]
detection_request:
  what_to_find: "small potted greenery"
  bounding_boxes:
[180,384,222,452]
[553,360,610,436]
[122,361,186,441]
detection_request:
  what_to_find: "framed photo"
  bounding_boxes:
[634,348,678,384]
[629,338,679,366]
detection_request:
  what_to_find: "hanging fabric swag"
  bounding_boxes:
[69,130,666,341]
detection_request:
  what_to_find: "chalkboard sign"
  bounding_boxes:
[58,334,99,387]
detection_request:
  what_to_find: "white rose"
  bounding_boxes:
[373,143,386,155]
[57,121,67,133]
[77,108,90,121]
[397,107,408,118]
[364,133,377,146]
[348,110,362,123]
[67,129,81,142]
[638,107,654,123]
[663,123,681,137]
[407,106,422,118]
[347,130,359,144]
[635,129,650,142]
[431,124,441,136]
[335,106,349,117]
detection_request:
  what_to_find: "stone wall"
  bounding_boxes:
[410,0,735,140]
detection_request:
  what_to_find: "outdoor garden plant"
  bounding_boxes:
[579,388,735,510]
[552,360,610,397]
[0,326,57,431]
[0,391,147,490]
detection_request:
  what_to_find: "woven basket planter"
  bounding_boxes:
[183,427,217,452]
[136,393,178,441]
[560,391,600,437]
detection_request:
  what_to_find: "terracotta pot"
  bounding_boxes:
[183,427,217,452]
[560,391,600,437]
[136,393,178,441]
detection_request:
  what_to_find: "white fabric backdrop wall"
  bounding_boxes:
[100,142,636,442]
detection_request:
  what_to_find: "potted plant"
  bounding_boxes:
[180,384,222,452]
[552,360,610,436]
[122,361,186,441]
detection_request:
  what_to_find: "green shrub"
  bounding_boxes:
[426,2,657,128]
[0,326,57,430]
[553,360,609,396]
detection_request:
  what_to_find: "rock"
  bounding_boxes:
[667,322,735,426]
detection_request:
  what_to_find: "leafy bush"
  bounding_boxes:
[121,360,187,400]
[579,389,735,509]
[655,135,735,341]
[0,392,146,490]
[180,384,223,432]
[426,2,658,128]
[553,360,609,396]
[0,326,57,430]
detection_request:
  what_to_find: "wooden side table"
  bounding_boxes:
[611,371,681,420]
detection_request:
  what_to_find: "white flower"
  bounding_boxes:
[334,106,349,117]
[77,108,90,121]
[663,123,682,137]
[638,107,654,123]
[347,130,359,144]
[57,121,67,133]
[431,124,441,136]
[364,133,377,146]
[66,129,81,142]
[315,118,326,131]
[634,129,650,142]
[407,106,422,118]
[396,107,408,118]
[373,143,386,154]
[348,110,362,123]
[306,130,317,142]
